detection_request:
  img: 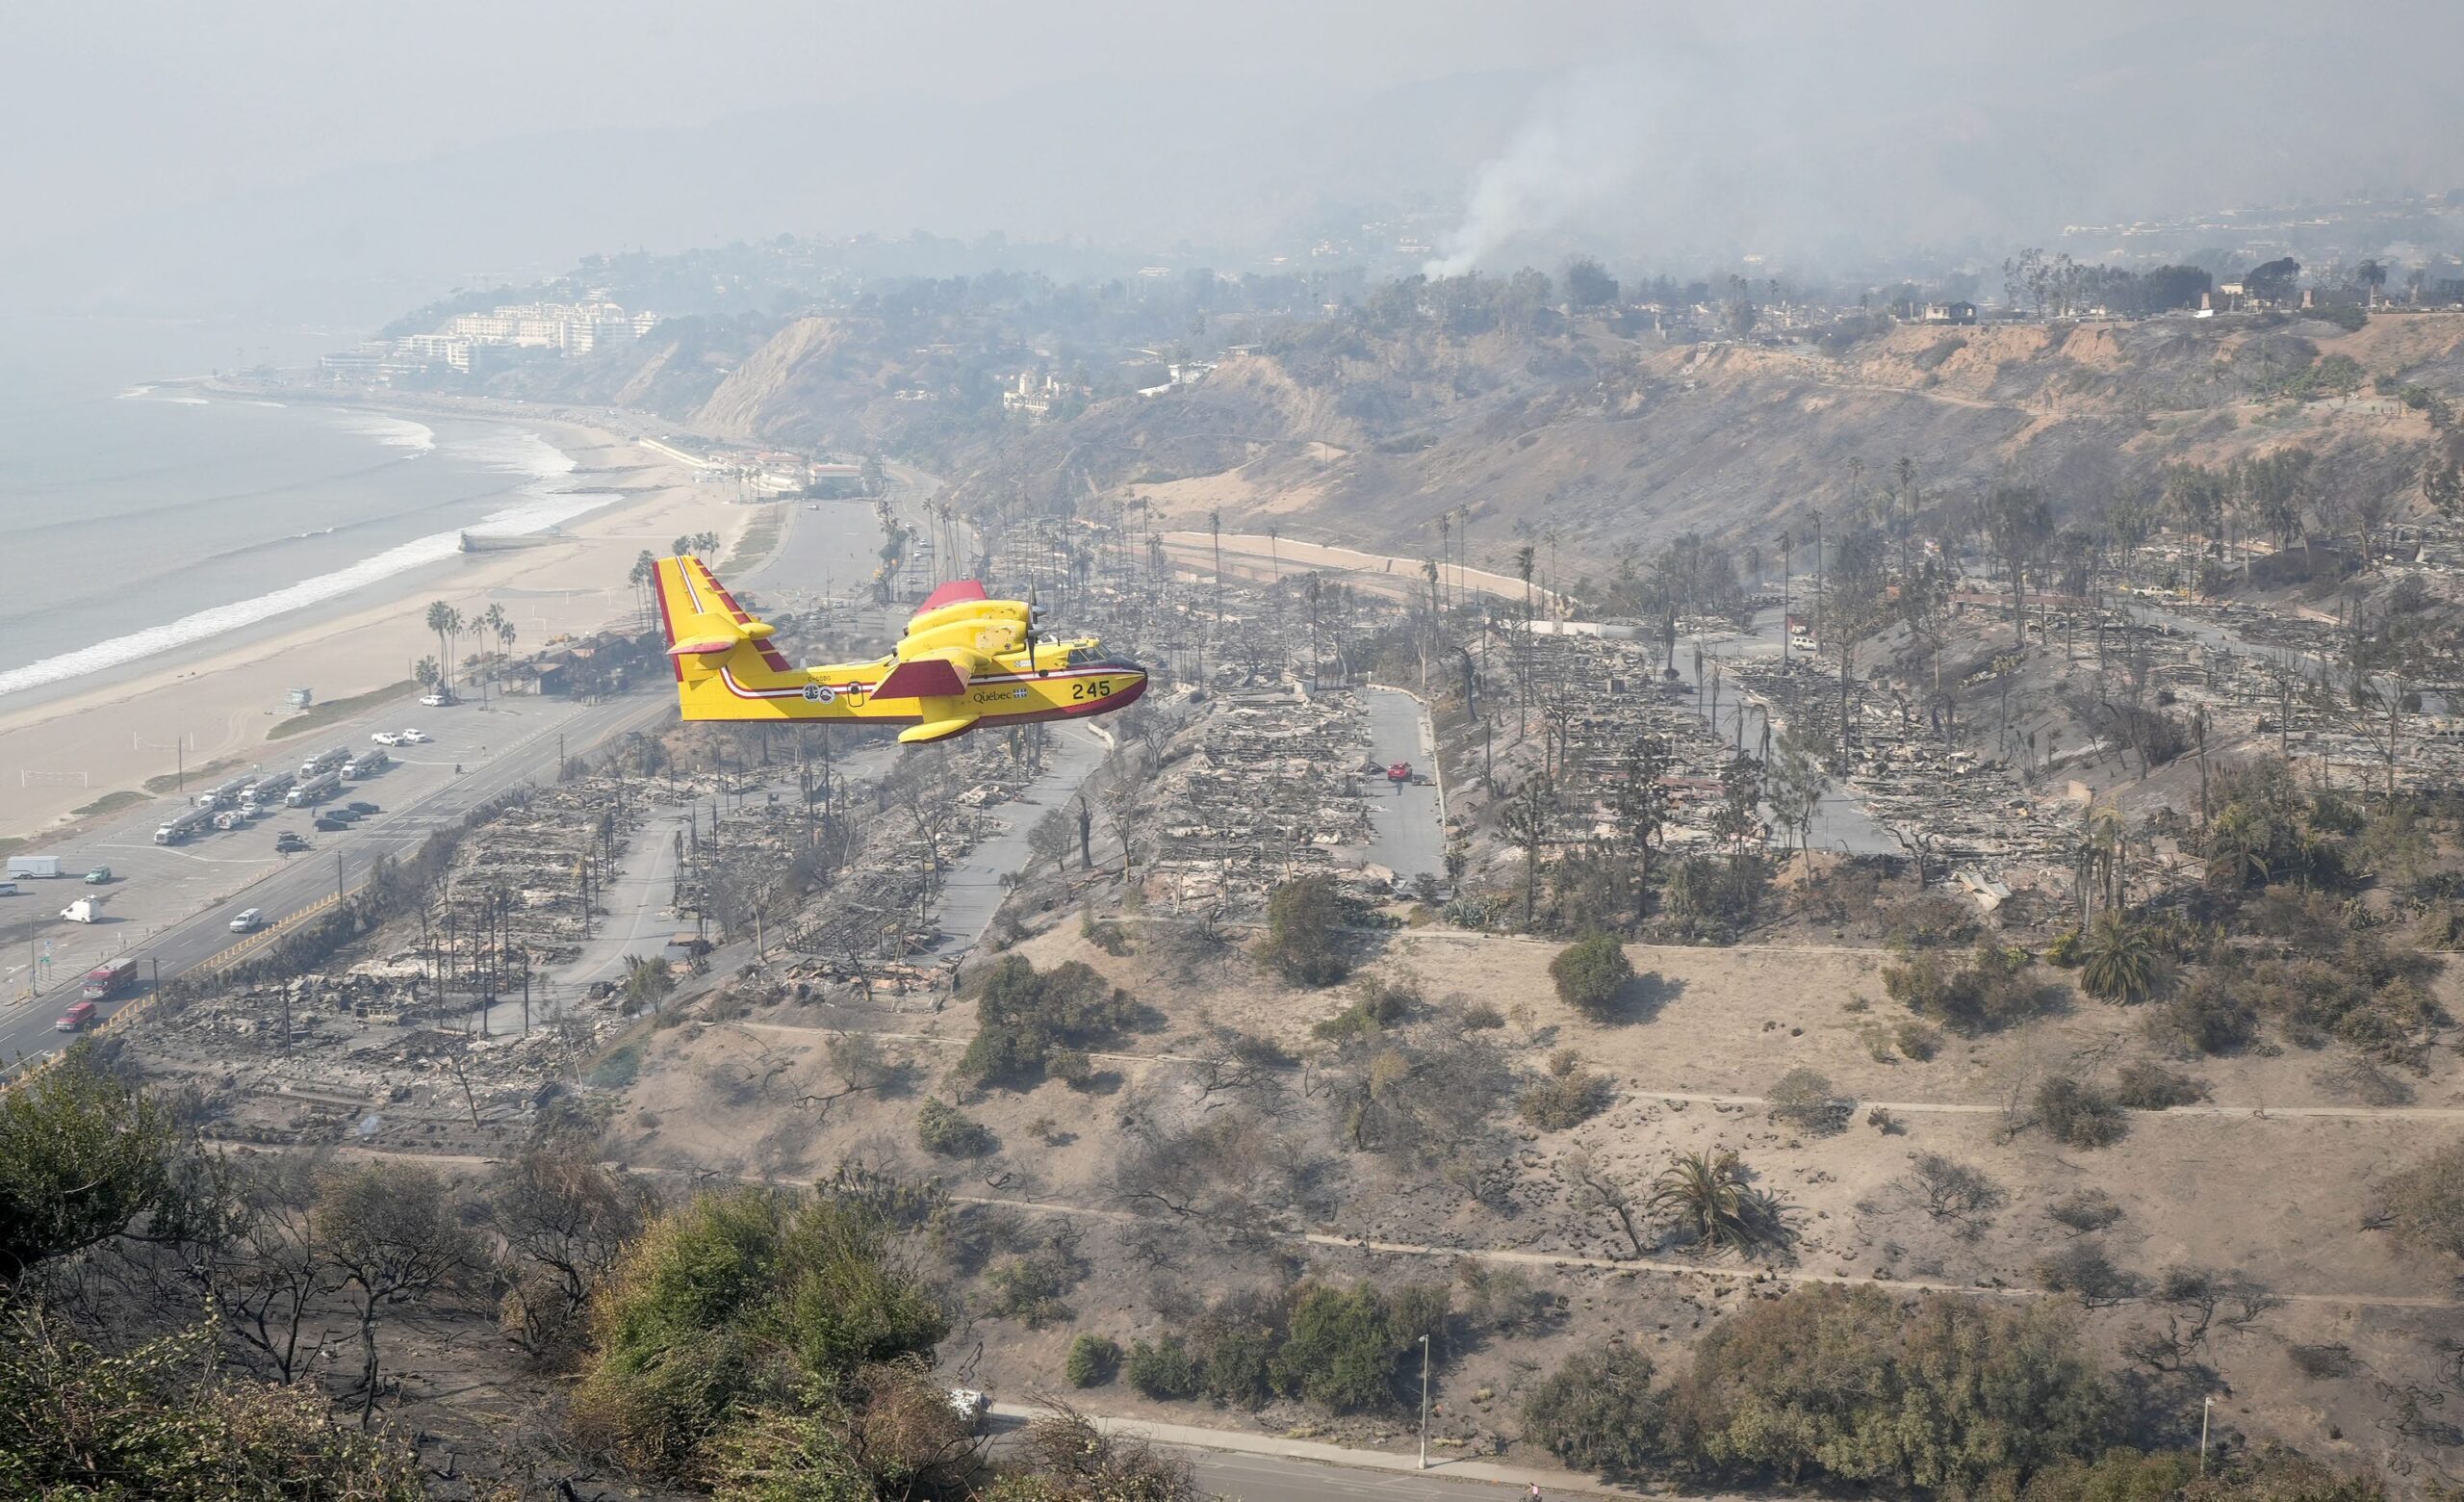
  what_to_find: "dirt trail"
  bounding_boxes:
[244,1139,2460,1310]
[728,1021,2464,1123]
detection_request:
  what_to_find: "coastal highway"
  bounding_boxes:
[0,687,667,1075]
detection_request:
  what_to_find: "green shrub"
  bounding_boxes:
[1892,1019,1941,1060]
[570,1187,947,1480]
[959,956,1137,1086]
[1766,1068,1851,1134]
[1065,1334,1120,1388]
[1523,1345,1667,1479]
[0,1313,424,1499]
[0,1043,176,1275]
[916,1099,997,1158]
[1270,1282,1448,1413]
[1678,1284,2118,1489]
[1312,973,1421,1039]
[1550,933,1633,1020]
[2045,925,2084,967]
[1518,1070,1612,1130]
[1260,875,1358,986]
[1883,944,2054,1032]
[985,1250,1079,1328]
[2144,972,2257,1054]
[1123,1336,1200,1400]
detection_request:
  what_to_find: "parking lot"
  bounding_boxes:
[1,687,660,1040]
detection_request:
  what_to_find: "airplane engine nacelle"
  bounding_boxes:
[902,617,1025,656]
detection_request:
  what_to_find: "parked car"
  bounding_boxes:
[371,731,403,745]
[83,866,114,884]
[398,728,429,743]
[418,692,455,708]
[229,908,263,933]
[0,881,16,898]
[326,807,361,823]
[314,816,348,832]
[274,833,310,853]
[347,801,380,816]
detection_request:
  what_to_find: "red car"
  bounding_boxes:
[1386,762,1413,784]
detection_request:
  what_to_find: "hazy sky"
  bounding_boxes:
[3,0,1641,247]
[7,0,2460,320]
[7,0,2289,249]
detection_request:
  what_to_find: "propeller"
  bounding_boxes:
[1023,593,1040,673]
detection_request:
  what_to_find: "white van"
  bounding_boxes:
[229,907,264,933]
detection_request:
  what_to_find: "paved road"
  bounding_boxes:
[552,803,694,994]
[987,1408,1611,1501]
[1675,607,1899,857]
[741,458,956,609]
[1186,1450,1553,1501]
[1360,686,1446,886]
[1,689,668,1072]
[924,725,1111,956]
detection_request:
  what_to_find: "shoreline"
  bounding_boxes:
[0,400,744,841]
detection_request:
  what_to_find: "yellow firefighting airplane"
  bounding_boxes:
[653,555,1145,744]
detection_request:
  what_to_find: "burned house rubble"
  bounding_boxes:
[1142,686,1380,906]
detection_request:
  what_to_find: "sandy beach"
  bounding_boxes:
[0,415,748,842]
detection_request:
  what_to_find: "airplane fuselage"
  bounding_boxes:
[654,555,1146,743]
[687,642,1146,728]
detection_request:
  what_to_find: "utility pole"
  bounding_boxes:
[2199,1395,2214,1474]
[1417,1334,1431,1470]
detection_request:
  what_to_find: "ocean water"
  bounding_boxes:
[0,315,618,699]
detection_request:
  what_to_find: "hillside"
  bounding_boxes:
[946,311,2464,583]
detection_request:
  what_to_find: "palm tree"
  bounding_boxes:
[629,551,657,621]
[2078,915,2160,1003]
[413,657,440,692]
[424,602,461,696]
[473,604,511,702]
[1646,1151,1788,1254]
